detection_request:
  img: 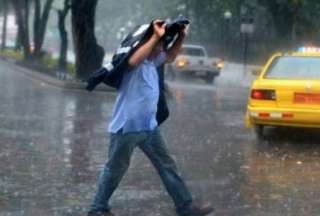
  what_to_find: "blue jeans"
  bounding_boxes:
[88,128,193,215]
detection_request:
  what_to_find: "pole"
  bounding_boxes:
[243,33,248,76]
[225,19,229,59]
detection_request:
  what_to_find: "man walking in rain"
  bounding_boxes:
[87,19,214,216]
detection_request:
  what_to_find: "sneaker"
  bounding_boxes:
[87,211,115,216]
[187,203,214,216]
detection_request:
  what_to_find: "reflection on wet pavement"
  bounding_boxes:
[1,61,320,216]
[243,128,320,216]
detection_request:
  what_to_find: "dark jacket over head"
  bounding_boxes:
[86,15,189,125]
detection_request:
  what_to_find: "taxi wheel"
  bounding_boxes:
[254,125,265,140]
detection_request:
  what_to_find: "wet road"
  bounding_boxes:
[1,60,320,216]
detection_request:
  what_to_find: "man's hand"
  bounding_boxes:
[180,24,189,37]
[153,20,166,39]
[128,19,165,67]
[165,24,189,63]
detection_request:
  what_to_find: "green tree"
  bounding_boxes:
[11,0,32,60]
[55,0,71,71]
[32,0,55,59]
[294,0,320,43]
[258,0,302,40]
[257,0,320,46]
[0,0,9,50]
[71,0,104,79]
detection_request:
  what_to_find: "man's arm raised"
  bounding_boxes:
[128,20,166,67]
[165,26,188,63]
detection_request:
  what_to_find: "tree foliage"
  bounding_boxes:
[10,0,54,60]
[2,0,320,65]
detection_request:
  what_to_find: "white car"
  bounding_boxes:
[166,44,224,83]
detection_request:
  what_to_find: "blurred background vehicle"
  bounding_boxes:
[165,44,224,84]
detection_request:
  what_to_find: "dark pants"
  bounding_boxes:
[89,128,193,215]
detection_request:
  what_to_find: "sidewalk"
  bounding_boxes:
[0,57,115,92]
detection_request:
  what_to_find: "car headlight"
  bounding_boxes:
[215,59,224,69]
[176,57,189,68]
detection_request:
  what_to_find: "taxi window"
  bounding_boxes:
[265,56,320,79]
[181,48,205,57]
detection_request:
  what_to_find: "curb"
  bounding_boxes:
[0,57,115,92]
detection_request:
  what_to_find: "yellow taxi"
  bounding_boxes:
[245,47,320,138]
